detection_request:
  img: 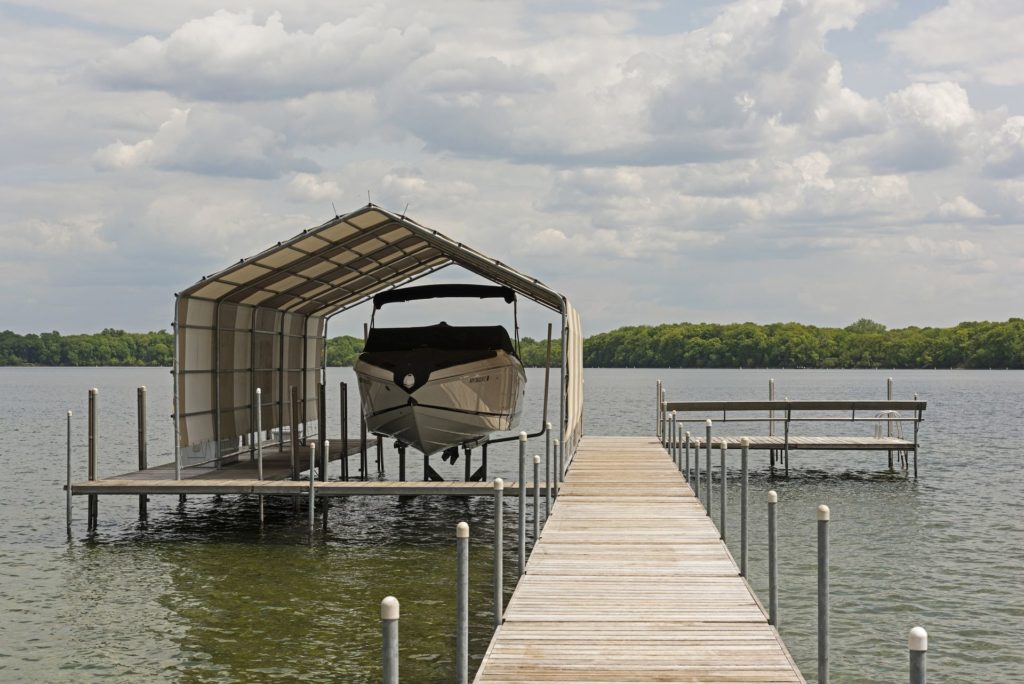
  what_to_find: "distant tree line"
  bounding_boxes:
[3,319,1023,368]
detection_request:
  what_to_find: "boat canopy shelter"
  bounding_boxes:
[173,204,583,471]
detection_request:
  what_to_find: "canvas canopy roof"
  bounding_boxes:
[173,204,583,468]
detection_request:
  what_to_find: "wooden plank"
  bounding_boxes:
[474,436,805,683]
[667,399,926,411]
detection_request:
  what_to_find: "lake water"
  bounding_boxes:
[0,367,1022,682]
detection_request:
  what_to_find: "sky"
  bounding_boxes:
[1,0,1023,337]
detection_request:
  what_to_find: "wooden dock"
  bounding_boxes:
[474,435,805,683]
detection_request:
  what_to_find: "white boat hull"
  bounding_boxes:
[354,350,526,455]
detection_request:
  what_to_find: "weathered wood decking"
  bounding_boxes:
[673,435,913,450]
[474,435,805,683]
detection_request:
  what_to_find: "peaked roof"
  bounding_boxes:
[178,205,564,317]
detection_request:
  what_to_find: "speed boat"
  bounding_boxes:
[353,284,526,455]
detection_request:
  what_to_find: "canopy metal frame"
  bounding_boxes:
[172,205,583,477]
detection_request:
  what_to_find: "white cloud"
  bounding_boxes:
[287,173,341,203]
[92,9,433,100]
[934,195,987,220]
[884,0,1024,86]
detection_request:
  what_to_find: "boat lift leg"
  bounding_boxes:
[398,444,406,482]
[423,454,443,482]
[470,444,488,482]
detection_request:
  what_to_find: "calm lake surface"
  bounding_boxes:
[1,367,1022,683]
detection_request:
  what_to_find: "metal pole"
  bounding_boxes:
[553,439,560,499]
[888,377,894,470]
[66,410,72,535]
[456,521,469,684]
[769,378,775,466]
[693,438,700,499]
[740,438,749,577]
[720,440,728,540]
[533,455,540,546]
[655,380,661,438]
[909,626,927,684]
[360,411,368,480]
[705,420,712,516]
[545,422,552,520]
[289,385,299,480]
[137,386,147,519]
[88,388,97,532]
[493,478,504,628]
[818,504,831,684]
[684,431,691,481]
[256,387,264,523]
[308,442,316,534]
[381,596,399,684]
[340,381,349,481]
[768,490,778,627]
[671,411,678,466]
[518,432,527,578]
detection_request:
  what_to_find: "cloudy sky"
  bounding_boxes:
[2,0,1022,336]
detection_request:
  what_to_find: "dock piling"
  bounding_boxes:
[545,422,552,521]
[693,438,701,499]
[720,440,728,540]
[256,387,264,523]
[456,521,470,684]
[553,438,561,497]
[818,504,831,684]
[705,420,712,516]
[381,596,399,684]
[768,490,778,627]
[308,442,316,534]
[65,410,72,535]
[888,377,895,471]
[655,380,661,439]
[137,386,147,519]
[518,432,527,578]
[740,438,749,577]
[684,431,691,481]
[340,381,349,481]
[87,388,97,532]
[533,455,540,547]
[289,385,299,480]
[909,626,927,684]
[671,411,678,467]
[493,478,504,628]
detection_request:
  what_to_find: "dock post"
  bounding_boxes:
[322,440,331,528]
[493,478,504,628]
[289,385,299,479]
[360,411,368,481]
[693,438,700,499]
[87,388,97,532]
[256,388,264,523]
[768,490,778,627]
[456,521,470,684]
[552,439,560,500]
[518,432,527,578]
[684,431,691,482]
[377,434,384,476]
[818,504,831,684]
[381,596,399,684]
[340,381,349,481]
[909,626,927,684]
[656,380,662,439]
[705,420,712,516]
[670,411,678,466]
[740,438,749,577]
[887,377,894,471]
[545,422,552,521]
[137,386,147,519]
[533,455,541,546]
[720,440,728,541]
[769,378,775,467]
[308,442,316,534]
[66,410,72,535]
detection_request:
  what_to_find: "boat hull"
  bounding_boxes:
[354,350,526,455]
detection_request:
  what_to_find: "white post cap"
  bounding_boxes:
[685,431,691,437]
[324,439,330,449]
[140,385,146,391]
[518,431,527,442]
[545,421,552,430]
[456,521,470,538]
[90,387,98,395]
[909,626,928,651]
[67,410,73,417]
[553,439,559,446]
[381,596,400,620]
[741,437,750,446]
[705,419,712,426]
[309,442,316,452]
[817,504,830,521]
[493,477,504,490]
[721,440,728,450]
[672,410,677,416]
[256,387,262,395]
[768,490,778,503]
[533,454,540,464]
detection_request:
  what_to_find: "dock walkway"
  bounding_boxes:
[474,435,805,683]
